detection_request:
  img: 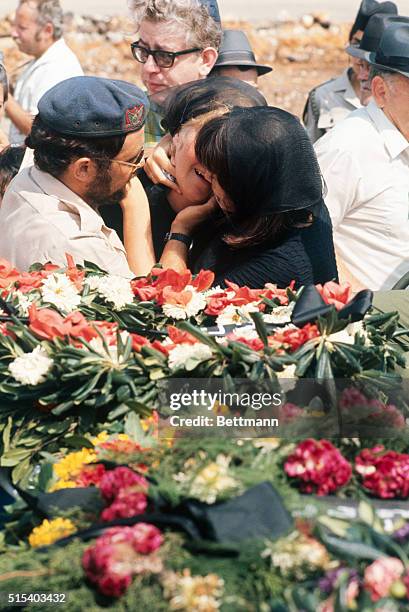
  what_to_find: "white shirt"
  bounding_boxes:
[10,39,83,144]
[315,101,409,290]
[0,165,133,277]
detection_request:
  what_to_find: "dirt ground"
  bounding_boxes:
[0,13,349,119]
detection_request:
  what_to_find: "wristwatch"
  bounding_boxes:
[164,232,192,248]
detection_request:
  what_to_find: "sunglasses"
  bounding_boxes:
[131,42,201,68]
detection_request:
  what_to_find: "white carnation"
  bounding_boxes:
[9,346,53,386]
[87,275,134,310]
[162,285,206,320]
[41,273,81,313]
[168,342,213,371]
[216,302,259,327]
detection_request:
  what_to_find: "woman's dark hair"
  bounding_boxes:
[0,64,8,102]
[26,115,126,178]
[195,106,324,248]
[160,76,267,136]
[0,145,26,200]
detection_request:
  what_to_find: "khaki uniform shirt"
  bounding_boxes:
[0,166,133,277]
[303,68,361,143]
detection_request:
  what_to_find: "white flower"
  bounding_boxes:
[203,285,224,297]
[88,331,129,365]
[9,346,53,386]
[276,363,297,391]
[162,285,206,320]
[216,302,259,327]
[263,303,295,325]
[230,326,259,341]
[86,275,133,310]
[168,342,213,371]
[41,273,81,313]
[190,455,239,504]
[9,291,35,316]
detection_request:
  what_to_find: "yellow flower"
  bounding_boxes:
[162,569,224,611]
[91,431,109,446]
[190,455,239,504]
[28,518,76,548]
[48,480,77,492]
[53,448,96,481]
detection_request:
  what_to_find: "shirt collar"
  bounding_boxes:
[29,166,122,241]
[31,39,65,67]
[366,100,409,160]
[332,68,361,108]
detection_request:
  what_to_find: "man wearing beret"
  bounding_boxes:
[129,0,222,147]
[315,21,409,291]
[0,76,153,277]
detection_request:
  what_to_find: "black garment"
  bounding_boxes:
[192,203,338,289]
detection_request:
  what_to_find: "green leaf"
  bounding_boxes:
[250,311,268,347]
[2,417,12,453]
[319,531,383,561]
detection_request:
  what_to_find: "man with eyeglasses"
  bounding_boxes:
[129,0,222,147]
[0,76,154,277]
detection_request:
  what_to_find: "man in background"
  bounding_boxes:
[129,0,222,147]
[6,0,83,145]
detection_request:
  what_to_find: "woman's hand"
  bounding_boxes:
[143,133,181,194]
[171,196,218,235]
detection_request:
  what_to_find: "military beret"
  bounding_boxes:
[37,76,149,137]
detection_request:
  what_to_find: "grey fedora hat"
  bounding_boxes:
[213,30,272,76]
[368,20,409,78]
[347,14,407,60]
[351,0,398,35]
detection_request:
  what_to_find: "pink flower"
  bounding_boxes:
[284,439,352,495]
[271,323,320,352]
[101,491,148,521]
[99,467,148,503]
[364,557,404,601]
[82,524,163,597]
[280,403,304,423]
[355,447,409,499]
[316,281,353,310]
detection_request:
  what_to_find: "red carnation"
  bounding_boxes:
[284,439,352,495]
[101,491,148,521]
[99,467,148,503]
[271,323,320,352]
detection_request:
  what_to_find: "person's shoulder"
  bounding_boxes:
[315,107,375,153]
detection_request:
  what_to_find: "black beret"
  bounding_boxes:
[37,76,149,137]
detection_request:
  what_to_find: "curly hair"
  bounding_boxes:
[129,0,222,50]
[20,0,64,40]
[26,115,126,179]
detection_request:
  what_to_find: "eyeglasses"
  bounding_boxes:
[131,42,201,68]
[95,147,145,176]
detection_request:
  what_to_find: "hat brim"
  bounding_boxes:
[368,51,409,78]
[346,44,368,59]
[215,59,273,75]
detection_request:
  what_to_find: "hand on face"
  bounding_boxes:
[143,133,181,193]
[171,195,218,235]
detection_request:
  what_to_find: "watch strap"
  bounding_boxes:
[164,232,192,248]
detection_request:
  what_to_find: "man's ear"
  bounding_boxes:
[42,21,55,41]
[198,47,219,77]
[371,75,388,108]
[71,157,96,184]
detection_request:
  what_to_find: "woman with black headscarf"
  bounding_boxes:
[163,106,338,288]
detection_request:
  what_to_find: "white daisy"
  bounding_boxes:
[86,275,134,310]
[162,286,206,320]
[168,342,213,371]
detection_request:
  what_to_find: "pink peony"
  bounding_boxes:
[364,557,404,601]
[284,439,352,495]
[101,491,148,521]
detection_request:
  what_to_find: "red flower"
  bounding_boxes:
[0,258,21,289]
[28,305,71,340]
[204,293,230,316]
[224,280,263,305]
[228,335,264,351]
[131,277,158,301]
[82,524,163,597]
[65,253,85,291]
[355,446,409,499]
[152,268,192,293]
[99,467,148,503]
[160,285,193,308]
[284,439,352,495]
[191,269,214,292]
[280,403,304,423]
[262,282,294,305]
[167,325,198,345]
[101,491,148,521]
[271,323,320,352]
[316,281,352,310]
[92,321,118,346]
[65,311,97,342]
[76,464,106,487]
[130,333,151,352]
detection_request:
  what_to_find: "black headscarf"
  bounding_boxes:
[153,76,267,136]
[218,106,324,218]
